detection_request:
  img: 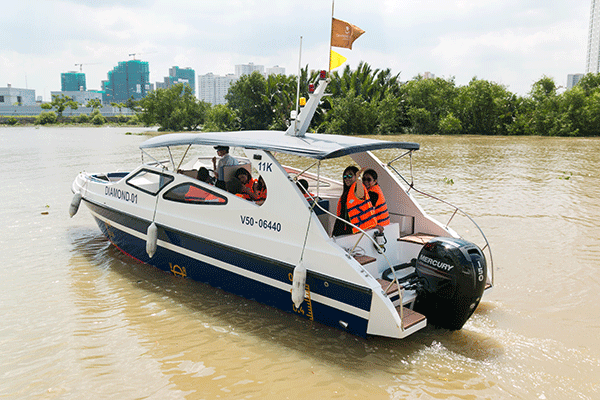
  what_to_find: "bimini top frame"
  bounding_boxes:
[140,130,419,161]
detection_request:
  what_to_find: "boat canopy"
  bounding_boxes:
[140,130,419,160]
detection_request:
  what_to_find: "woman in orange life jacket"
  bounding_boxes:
[226,171,267,205]
[234,167,256,200]
[362,169,390,226]
[332,166,383,236]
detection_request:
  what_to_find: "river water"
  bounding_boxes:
[1,126,599,399]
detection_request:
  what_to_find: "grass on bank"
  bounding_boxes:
[0,111,144,127]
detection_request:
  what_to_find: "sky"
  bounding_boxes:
[0,0,591,101]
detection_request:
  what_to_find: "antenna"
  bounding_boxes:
[294,36,303,135]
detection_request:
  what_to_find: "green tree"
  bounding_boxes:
[35,111,58,125]
[329,62,401,102]
[139,83,207,131]
[203,104,239,131]
[321,63,404,134]
[321,89,378,135]
[41,94,79,117]
[438,113,462,135]
[574,73,600,95]
[86,98,102,110]
[126,95,140,113]
[454,78,516,135]
[564,74,600,135]
[528,76,560,136]
[399,76,458,134]
[265,73,298,130]
[90,109,106,125]
[225,71,273,130]
[110,102,126,113]
[373,91,402,134]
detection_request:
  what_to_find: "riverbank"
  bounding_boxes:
[0,114,142,127]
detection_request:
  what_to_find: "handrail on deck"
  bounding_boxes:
[387,152,494,287]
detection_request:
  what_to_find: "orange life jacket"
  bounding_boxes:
[237,178,255,200]
[337,182,377,233]
[368,184,390,226]
[254,182,267,202]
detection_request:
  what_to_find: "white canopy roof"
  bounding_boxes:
[140,130,419,160]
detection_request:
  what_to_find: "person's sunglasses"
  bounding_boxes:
[363,177,372,182]
[343,174,354,179]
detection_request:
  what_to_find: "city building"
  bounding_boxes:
[567,73,584,89]
[198,73,238,105]
[0,84,36,106]
[155,66,196,95]
[102,60,151,104]
[266,65,286,76]
[61,71,86,91]
[587,0,600,73]
[235,62,264,77]
[50,90,103,105]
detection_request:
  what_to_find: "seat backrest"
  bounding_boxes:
[223,162,251,183]
[180,169,197,179]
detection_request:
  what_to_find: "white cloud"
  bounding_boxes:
[0,0,591,99]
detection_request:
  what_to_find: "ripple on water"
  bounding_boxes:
[3,130,600,398]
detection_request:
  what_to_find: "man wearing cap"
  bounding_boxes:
[212,145,238,189]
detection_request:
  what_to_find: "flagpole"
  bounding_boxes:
[329,0,335,73]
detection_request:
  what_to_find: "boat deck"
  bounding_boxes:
[398,233,438,244]
[375,278,426,330]
[397,306,426,330]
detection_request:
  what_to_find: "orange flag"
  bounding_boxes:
[331,18,365,50]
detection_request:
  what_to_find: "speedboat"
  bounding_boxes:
[70,72,493,339]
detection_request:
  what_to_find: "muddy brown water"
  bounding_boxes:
[1,127,599,399]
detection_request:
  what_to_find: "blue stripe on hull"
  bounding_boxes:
[86,200,372,337]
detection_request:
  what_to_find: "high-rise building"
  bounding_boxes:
[170,66,195,95]
[198,73,238,105]
[587,0,600,73]
[567,73,584,89]
[102,60,150,103]
[156,66,196,95]
[61,72,86,91]
[235,63,264,77]
[266,65,286,76]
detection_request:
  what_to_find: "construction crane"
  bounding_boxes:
[74,63,100,72]
[128,52,157,60]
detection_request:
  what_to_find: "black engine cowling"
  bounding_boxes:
[413,237,487,330]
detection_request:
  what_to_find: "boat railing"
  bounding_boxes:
[387,152,494,287]
[299,186,409,331]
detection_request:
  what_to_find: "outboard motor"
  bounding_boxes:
[413,237,487,330]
